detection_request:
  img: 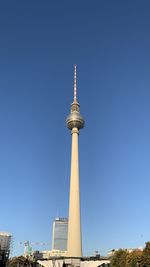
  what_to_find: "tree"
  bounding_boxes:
[8,255,35,267]
[141,241,150,267]
[126,250,142,267]
[111,249,129,267]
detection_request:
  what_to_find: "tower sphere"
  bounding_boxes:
[66,110,84,130]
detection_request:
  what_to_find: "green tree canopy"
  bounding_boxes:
[111,249,129,267]
[8,255,34,267]
[126,250,142,267]
[141,241,150,267]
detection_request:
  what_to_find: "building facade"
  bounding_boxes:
[0,232,11,267]
[52,218,68,251]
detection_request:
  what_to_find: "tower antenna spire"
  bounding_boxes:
[74,64,77,102]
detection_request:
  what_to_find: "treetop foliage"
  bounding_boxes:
[111,241,150,267]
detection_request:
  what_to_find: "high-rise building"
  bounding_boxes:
[52,218,68,251]
[66,64,85,258]
[0,232,11,267]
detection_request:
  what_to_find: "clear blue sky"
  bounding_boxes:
[1,0,150,256]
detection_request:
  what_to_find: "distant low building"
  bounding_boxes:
[31,249,67,260]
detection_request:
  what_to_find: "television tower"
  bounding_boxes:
[66,64,84,258]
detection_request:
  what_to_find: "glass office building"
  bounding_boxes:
[52,218,68,251]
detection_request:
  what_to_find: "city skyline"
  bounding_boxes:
[1,0,150,257]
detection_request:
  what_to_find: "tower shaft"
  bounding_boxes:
[67,127,82,257]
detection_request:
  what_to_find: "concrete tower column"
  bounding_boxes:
[66,65,84,258]
[67,127,82,257]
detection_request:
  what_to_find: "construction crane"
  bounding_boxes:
[19,241,50,256]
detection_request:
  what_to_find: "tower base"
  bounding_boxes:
[64,258,81,267]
